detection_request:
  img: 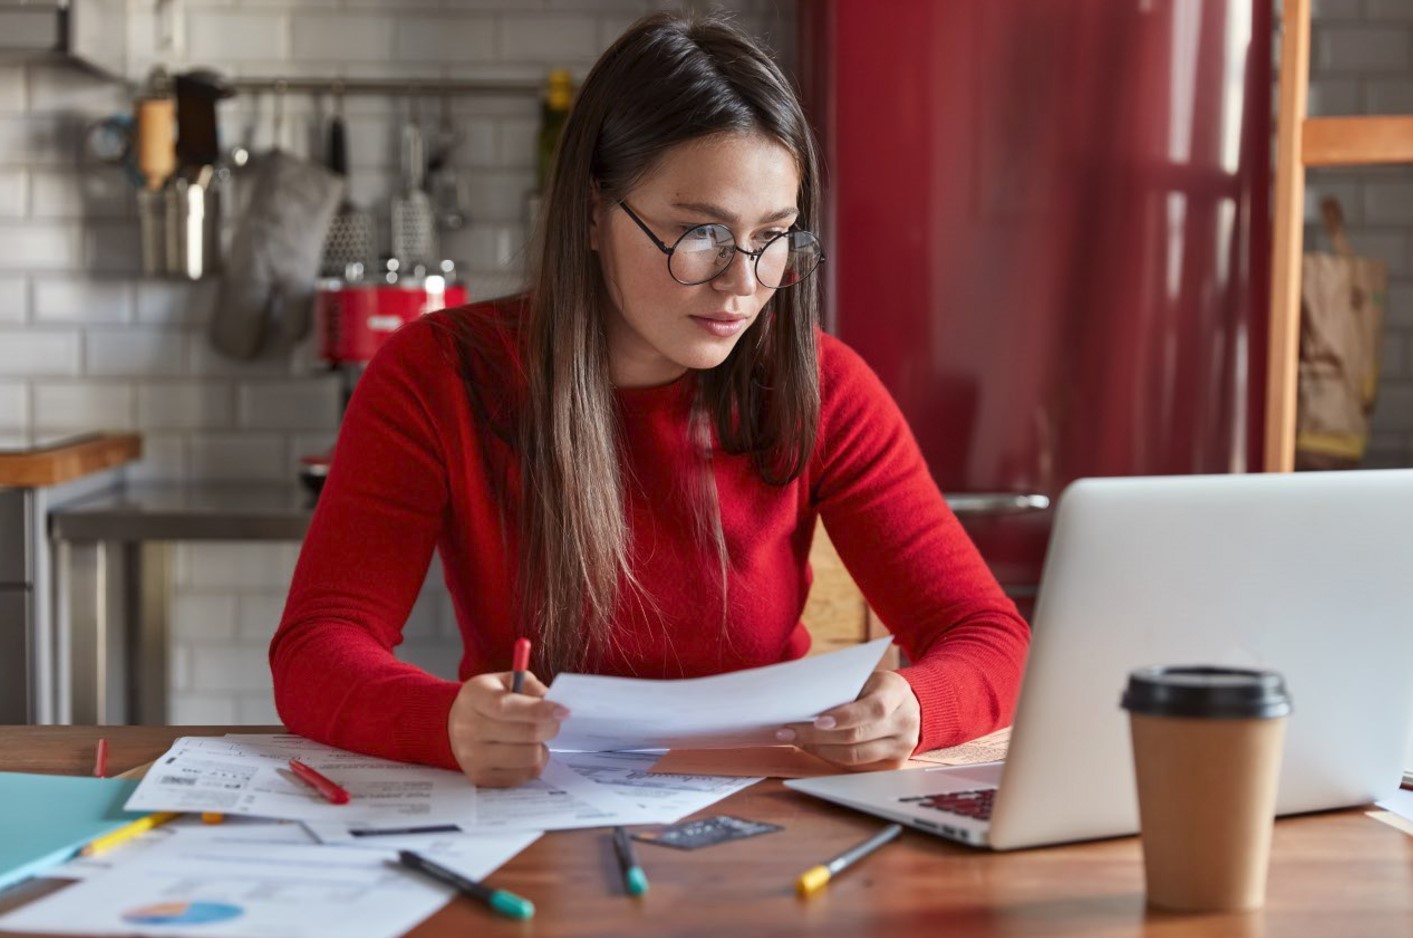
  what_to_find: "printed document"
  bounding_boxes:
[48,816,314,881]
[557,750,760,819]
[123,735,477,824]
[0,838,454,938]
[546,637,892,751]
[306,756,648,840]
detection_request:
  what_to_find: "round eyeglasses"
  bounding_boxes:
[616,200,824,289]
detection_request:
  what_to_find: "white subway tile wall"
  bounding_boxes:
[0,170,25,217]
[33,278,134,324]
[1303,2,1413,468]
[0,276,27,323]
[33,380,135,431]
[0,0,791,724]
[0,383,27,427]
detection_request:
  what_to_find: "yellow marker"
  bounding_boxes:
[201,812,225,824]
[795,823,903,897]
[79,811,181,856]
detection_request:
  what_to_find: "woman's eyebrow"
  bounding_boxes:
[670,201,799,225]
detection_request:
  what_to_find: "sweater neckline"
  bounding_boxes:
[614,370,697,416]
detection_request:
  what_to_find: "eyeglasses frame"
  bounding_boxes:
[615,199,824,288]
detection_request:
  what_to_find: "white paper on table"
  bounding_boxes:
[123,735,478,824]
[47,817,313,881]
[0,838,454,938]
[1375,788,1413,823]
[305,756,651,840]
[558,750,761,822]
[544,637,892,751]
[330,829,541,883]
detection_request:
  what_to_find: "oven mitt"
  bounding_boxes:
[210,150,345,360]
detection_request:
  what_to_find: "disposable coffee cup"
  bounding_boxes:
[1120,666,1291,912]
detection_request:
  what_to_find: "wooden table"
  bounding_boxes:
[2,726,1409,937]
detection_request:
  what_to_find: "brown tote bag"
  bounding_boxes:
[1295,199,1387,470]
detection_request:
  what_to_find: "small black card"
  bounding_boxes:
[632,815,783,850]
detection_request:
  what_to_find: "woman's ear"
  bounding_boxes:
[588,185,603,252]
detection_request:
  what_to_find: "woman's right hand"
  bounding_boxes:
[447,671,568,788]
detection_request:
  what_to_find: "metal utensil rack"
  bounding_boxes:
[230,77,542,98]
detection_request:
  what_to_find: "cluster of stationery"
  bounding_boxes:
[0,638,928,938]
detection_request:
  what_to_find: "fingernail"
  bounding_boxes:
[553,706,570,720]
[775,728,796,743]
[814,716,836,730]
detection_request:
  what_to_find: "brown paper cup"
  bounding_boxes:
[1121,667,1291,913]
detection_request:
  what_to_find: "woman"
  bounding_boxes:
[270,11,1029,788]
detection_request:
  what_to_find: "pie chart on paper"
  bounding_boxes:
[121,901,244,925]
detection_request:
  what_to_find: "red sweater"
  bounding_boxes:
[271,300,1030,770]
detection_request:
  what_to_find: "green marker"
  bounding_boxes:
[396,849,534,920]
[613,826,649,897]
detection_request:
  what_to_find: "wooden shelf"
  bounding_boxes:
[1264,0,1413,472]
[0,434,142,487]
[1303,116,1413,167]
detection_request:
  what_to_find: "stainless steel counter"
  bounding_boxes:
[49,483,314,725]
[1,438,140,725]
[50,483,315,541]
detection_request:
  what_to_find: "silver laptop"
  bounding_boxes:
[787,470,1413,850]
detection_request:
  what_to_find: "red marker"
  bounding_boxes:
[288,759,351,805]
[511,638,531,694]
[93,738,108,778]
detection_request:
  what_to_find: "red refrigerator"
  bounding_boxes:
[799,0,1273,614]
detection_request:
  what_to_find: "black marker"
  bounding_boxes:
[613,826,649,896]
[396,850,534,920]
[350,824,462,838]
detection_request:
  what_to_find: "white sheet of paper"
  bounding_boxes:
[1375,788,1413,823]
[329,829,540,883]
[123,735,477,824]
[558,750,760,821]
[0,838,453,938]
[47,818,313,881]
[545,637,893,751]
[305,756,651,841]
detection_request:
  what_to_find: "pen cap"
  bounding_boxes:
[489,891,535,921]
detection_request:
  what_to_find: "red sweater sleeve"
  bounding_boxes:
[270,320,462,769]
[811,335,1031,752]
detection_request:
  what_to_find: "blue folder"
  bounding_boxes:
[0,772,145,893]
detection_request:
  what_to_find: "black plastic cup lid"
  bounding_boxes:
[1120,666,1292,719]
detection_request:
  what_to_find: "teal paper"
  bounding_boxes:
[0,773,145,893]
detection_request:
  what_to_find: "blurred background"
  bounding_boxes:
[0,0,1409,729]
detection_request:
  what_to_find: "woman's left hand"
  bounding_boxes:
[777,670,921,771]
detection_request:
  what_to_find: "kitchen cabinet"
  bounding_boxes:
[0,434,141,723]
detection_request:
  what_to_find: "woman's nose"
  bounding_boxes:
[712,248,758,296]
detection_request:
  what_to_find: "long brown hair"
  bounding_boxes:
[502,11,823,675]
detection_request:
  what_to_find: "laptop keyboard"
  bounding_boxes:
[899,788,996,821]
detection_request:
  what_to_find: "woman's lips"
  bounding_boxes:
[690,315,748,337]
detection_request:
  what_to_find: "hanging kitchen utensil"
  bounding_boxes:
[210,91,346,361]
[134,67,176,192]
[168,69,235,280]
[174,69,233,169]
[390,101,437,270]
[320,92,376,281]
[426,95,467,232]
[135,67,234,280]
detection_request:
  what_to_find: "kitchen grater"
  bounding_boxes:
[391,114,438,268]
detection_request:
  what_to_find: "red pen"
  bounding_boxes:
[511,637,531,694]
[93,738,108,778]
[288,759,351,805]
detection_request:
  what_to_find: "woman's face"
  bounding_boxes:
[593,131,802,388]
